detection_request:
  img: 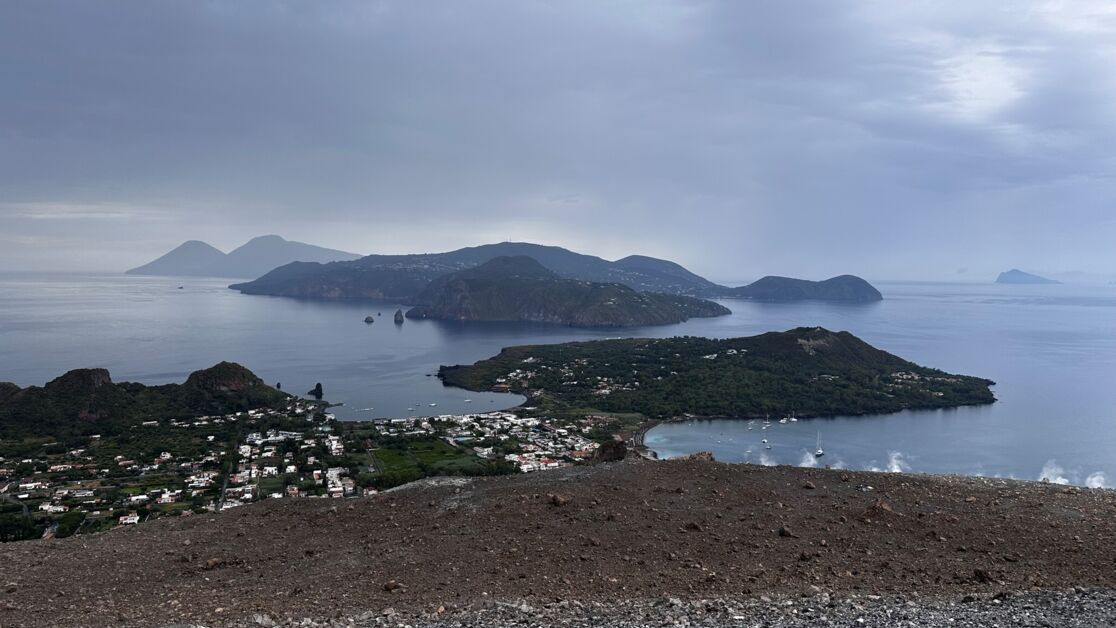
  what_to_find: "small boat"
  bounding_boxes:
[464,399,472,403]
[765,444,772,450]
[779,418,787,424]
[814,432,824,457]
[429,403,438,407]
[761,438,768,444]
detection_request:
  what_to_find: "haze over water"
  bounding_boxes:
[1,272,1114,486]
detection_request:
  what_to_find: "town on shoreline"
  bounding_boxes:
[0,397,623,541]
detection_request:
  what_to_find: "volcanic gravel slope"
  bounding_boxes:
[3,458,1116,627]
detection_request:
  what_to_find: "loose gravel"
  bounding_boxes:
[3,458,1116,627]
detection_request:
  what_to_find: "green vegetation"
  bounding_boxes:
[439,327,995,420]
[230,241,724,300]
[729,275,883,302]
[370,436,513,489]
[406,256,730,327]
[0,362,287,442]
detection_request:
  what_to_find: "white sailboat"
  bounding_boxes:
[814,432,824,457]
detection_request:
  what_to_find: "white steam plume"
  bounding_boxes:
[1038,459,1070,485]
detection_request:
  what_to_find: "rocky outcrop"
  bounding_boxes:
[0,362,286,440]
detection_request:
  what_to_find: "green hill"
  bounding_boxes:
[728,275,882,302]
[404,256,731,327]
[0,362,287,441]
[229,240,885,304]
[439,327,994,418]
[230,241,725,299]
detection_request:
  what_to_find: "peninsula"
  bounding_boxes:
[404,256,731,327]
[439,327,995,419]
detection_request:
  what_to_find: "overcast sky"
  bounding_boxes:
[2,1,1115,281]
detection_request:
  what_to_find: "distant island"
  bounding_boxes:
[440,327,995,419]
[126,235,360,279]
[404,256,731,327]
[0,362,287,441]
[230,241,882,304]
[230,241,721,300]
[996,269,1060,285]
[727,275,882,302]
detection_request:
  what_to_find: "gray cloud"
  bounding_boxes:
[2,1,1114,280]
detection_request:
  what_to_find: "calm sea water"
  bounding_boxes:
[1,272,1114,486]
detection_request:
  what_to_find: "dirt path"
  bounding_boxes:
[2,458,1114,627]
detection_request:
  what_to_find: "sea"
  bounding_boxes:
[1,272,1114,487]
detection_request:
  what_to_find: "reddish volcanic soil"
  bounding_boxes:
[2,458,1116,626]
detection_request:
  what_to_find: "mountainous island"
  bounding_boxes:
[0,362,287,441]
[440,327,995,419]
[230,241,721,300]
[404,256,731,327]
[996,269,1061,285]
[728,274,883,302]
[126,235,360,278]
[230,241,882,303]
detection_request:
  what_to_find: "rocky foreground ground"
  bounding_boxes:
[3,458,1116,627]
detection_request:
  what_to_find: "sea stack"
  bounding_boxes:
[308,383,324,399]
[394,309,404,325]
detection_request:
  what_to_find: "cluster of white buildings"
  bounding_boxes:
[0,399,327,532]
[373,410,601,474]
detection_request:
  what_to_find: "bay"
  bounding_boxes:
[1,272,1114,486]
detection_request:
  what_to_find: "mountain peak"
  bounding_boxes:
[245,234,287,244]
[996,269,1060,285]
[467,255,555,278]
[44,368,113,393]
[127,236,360,279]
[184,361,265,392]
